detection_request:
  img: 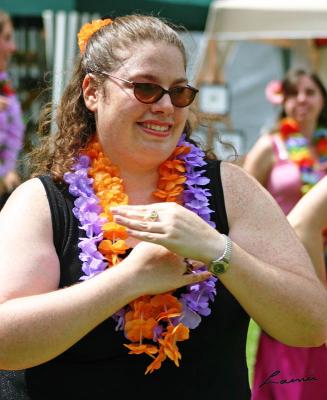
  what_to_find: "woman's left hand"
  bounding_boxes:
[110,202,223,263]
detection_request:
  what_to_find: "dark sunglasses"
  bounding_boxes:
[99,71,198,107]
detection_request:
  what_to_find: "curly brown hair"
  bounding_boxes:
[30,14,190,181]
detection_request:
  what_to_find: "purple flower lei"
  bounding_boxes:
[0,71,24,177]
[176,134,217,329]
[64,134,217,334]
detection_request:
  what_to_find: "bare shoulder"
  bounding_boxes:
[288,176,327,231]
[246,133,274,159]
[220,162,314,276]
[0,178,60,300]
[254,132,274,149]
[243,133,275,184]
[220,161,279,220]
[0,178,52,233]
[2,177,49,211]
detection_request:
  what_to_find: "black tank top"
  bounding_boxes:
[0,160,250,399]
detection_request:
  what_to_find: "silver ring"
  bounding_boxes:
[149,210,159,222]
[184,258,193,274]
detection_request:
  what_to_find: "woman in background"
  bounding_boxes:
[245,69,327,399]
[0,10,24,209]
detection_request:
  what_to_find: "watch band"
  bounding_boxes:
[217,234,232,262]
[208,234,233,275]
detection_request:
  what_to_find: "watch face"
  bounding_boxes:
[210,261,228,275]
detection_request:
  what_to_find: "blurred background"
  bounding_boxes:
[3,0,327,166]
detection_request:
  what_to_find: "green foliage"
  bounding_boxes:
[246,319,261,388]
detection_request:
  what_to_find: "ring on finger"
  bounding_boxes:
[184,258,193,274]
[149,210,159,222]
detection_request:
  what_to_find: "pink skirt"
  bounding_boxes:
[251,331,327,400]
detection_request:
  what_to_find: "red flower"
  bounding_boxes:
[315,38,327,47]
[0,80,15,96]
[298,158,315,168]
[279,118,300,140]
[315,138,327,154]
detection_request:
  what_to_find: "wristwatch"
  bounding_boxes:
[208,234,233,276]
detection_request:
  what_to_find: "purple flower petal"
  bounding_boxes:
[0,74,24,177]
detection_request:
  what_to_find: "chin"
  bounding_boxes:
[141,143,177,163]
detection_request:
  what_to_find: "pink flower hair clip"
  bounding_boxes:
[265,80,283,105]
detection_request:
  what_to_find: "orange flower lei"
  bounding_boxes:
[86,138,189,265]
[85,138,192,374]
[77,18,112,53]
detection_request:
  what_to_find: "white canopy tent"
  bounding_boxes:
[197,0,327,87]
[205,0,327,41]
[194,0,327,154]
[197,0,327,91]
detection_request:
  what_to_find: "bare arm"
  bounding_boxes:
[0,179,209,370]
[110,163,327,347]
[220,162,327,346]
[242,133,275,185]
[288,176,327,284]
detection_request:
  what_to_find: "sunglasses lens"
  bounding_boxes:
[134,83,163,103]
[133,82,198,107]
[170,86,198,107]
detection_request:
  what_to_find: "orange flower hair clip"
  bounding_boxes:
[77,18,112,54]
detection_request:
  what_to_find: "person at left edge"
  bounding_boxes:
[0,10,24,209]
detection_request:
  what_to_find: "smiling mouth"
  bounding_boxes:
[141,123,171,132]
[296,109,309,116]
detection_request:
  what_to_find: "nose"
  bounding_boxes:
[150,92,174,115]
[297,91,306,102]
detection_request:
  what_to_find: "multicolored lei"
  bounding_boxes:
[279,117,327,195]
[64,134,217,374]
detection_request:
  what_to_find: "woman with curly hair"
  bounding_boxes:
[0,15,326,399]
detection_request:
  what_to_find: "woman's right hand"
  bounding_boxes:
[125,241,211,296]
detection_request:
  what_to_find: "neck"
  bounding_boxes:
[120,168,159,205]
[298,120,316,139]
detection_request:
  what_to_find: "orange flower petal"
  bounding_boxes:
[77,18,113,53]
[145,348,167,374]
[124,343,158,356]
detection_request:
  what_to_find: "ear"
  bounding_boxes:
[82,74,99,112]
